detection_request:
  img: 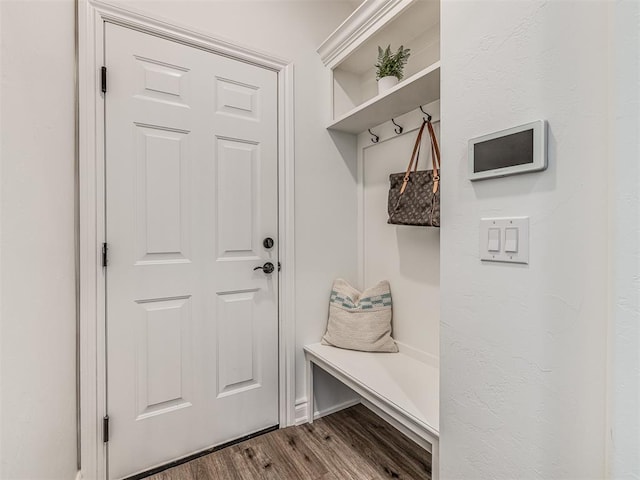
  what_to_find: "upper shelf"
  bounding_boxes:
[318,0,440,134]
[328,61,440,134]
[318,0,439,71]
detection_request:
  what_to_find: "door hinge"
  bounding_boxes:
[103,415,110,443]
[102,243,108,268]
[101,66,107,93]
[278,261,281,272]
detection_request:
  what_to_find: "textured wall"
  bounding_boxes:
[609,1,640,478]
[0,1,77,479]
[440,1,608,478]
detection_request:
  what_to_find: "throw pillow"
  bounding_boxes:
[321,278,398,353]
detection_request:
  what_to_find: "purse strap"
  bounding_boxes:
[399,120,427,194]
[399,119,441,194]
[426,120,441,193]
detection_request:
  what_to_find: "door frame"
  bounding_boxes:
[78,2,296,478]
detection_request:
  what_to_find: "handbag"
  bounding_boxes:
[387,118,441,227]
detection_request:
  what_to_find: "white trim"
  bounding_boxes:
[0,3,4,477]
[278,62,297,428]
[317,0,413,69]
[91,1,289,70]
[356,129,365,288]
[78,3,107,479]
[78,3,295,479]
[294,400,308,426]
[294,398,361,426]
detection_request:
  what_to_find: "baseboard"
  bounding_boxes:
[294,399,308,425]
[294,397,361,425]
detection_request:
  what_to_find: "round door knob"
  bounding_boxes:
[263,237,274,249]
[253,262,275,274]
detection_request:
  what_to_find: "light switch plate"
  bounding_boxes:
[480,217,529,264]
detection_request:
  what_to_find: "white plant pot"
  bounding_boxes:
[378,75,399,94]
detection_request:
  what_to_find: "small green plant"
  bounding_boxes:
[375,44,411,80]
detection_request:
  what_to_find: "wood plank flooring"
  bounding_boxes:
[145,404,431,480]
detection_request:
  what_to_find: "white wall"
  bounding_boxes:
[0,1,77,479]
[609,1,640,478]
[440,1,609,478]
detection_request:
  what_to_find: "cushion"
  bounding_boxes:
[321,278,398,353]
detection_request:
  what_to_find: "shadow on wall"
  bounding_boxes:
[328,129,358,181]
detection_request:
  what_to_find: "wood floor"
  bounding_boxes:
[145,404,431,480]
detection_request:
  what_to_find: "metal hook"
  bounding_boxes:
[368,128,379,143]
[391,118,403,135]
[419,106,432,122]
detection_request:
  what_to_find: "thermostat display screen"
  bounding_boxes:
[468,120,547,181]
[473,129,534,173]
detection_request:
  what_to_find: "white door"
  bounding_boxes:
[104,23,279,480]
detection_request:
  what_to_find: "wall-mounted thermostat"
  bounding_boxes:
[468,120,547,181]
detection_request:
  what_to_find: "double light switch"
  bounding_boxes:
[480,217,529,264]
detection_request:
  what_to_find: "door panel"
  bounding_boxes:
[216,290,261,397]
[215,77,260,119]
[135,125,191,262]
[135,296,193,420]
[216,138,260,258]
[105,23,279,480]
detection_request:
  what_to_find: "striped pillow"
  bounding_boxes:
[321,279,398,353]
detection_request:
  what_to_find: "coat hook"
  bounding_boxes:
[391,118,403,135]
[368,128,379,143]
[419,106,432,122]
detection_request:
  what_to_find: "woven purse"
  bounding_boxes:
[387,119,441,227]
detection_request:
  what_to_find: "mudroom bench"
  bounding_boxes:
[304,343,440,480]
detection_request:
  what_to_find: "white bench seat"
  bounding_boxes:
[304,343,439,479]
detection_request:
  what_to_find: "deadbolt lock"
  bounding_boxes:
[263,237,274,249]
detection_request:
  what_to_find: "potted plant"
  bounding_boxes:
[375,44,411,94]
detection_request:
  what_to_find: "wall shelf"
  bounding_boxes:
[318,0,440,132]
[327,61,440,133]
